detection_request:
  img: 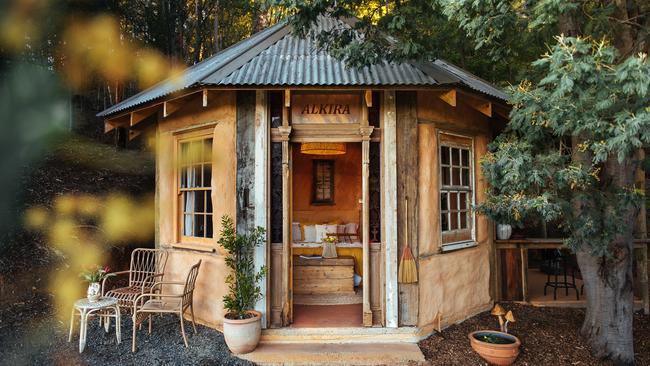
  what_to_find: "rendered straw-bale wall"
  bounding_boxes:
[416,91,494,330]
[156,90,237,329]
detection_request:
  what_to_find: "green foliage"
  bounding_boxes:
[476,37,649,256]
[218,215,267,320]
[80,265,115,283]
[270,0,542,85]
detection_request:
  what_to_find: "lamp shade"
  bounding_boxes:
[300,142,346,155]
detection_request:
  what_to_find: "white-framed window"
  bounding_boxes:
[177,134,213,242]
[439,132,475,251]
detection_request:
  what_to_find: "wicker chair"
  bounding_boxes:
[102,248,169,312]
[131,260,201,352]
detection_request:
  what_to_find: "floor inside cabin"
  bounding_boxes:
[292,304,363,328]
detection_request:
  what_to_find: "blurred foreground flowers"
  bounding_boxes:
[25,193,155,320]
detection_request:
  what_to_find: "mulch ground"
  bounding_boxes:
[0,296,251,366]
[418,303,650,365]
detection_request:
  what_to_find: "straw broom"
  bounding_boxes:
[398,198,418,283]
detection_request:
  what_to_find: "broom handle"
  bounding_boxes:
[405,198,409,248]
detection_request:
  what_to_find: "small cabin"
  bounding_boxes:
[98,16,513,340]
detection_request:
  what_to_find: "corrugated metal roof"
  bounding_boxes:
[99,16,507,117]
[216,17,441,86]
[433,59,508,100]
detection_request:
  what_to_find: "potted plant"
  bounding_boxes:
[469,304,521,365]
[218,215,267,354]
[80,265,114,302]
[474,195,523,240]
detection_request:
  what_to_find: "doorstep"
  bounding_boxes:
[260,326,428,344]
[237,342,426,366]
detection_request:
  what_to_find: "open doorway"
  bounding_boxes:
[290,142,364,327]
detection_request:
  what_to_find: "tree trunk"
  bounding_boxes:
[575,151,637,365]
[576,245,635,366]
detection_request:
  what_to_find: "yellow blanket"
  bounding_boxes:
[292,247,363,276]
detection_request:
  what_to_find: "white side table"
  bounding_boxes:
[68,297,121,353]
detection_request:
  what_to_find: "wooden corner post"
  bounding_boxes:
[361,93,374,325]
[383,90,399,328]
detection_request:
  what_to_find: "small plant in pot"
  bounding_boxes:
[474,194,524,240]
[80,265,114,302]
[468,304,521,366]
[218,215,267,354]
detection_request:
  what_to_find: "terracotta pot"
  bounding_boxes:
[469,330,521,366]
[223,310,261,354]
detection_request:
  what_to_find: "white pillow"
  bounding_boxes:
[292,222,302,241]
[325,224,338,237]
[315,224,328,243]
[345,223,358,234]
[303,225,317,242]
[337,225,346,234]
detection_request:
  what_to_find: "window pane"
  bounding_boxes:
[183,191,195,213]
[459,193,467,210]
[460,211,467,229]
[440,192,448,211]
[194,214,205,237]
[203,138,213,162]
[441,146,450,165]
[189,165,202,188]
[203,164,212,187]
[452,167,460,186]
[180,167,188,188]
[194,191,205,213]
[450,212,458,230]
[462,168,470,187]
[451,148,460,166]
[183,214,193,236]
[206,215,213,238]
[450,192,458,210]
[442,167,450,186]
[206,192,213,214]
[461,149,469,166]
[441,212,449,231]
[180,142,190,166]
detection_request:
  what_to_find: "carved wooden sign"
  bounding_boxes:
[291,93,361,124]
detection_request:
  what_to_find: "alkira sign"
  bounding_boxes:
[292,93,361,124]
[301,104,351,115]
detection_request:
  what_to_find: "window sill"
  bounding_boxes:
[440,240,478,253]
[170,242,218,253]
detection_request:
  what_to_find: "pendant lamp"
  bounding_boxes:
[300,142,346,155]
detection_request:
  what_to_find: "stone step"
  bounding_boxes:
[237,342,426,366]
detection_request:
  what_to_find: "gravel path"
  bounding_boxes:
[0,298,252,366]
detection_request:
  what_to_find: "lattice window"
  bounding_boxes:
[439,134,474,245]
[178,137,213,239]
[312,160,335,205]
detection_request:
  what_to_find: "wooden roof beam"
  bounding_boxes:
[163,100,183,118]
[458,90,492,117]
[104,114,129,133]
[284,89,291,107]
[364,90,372,107]
[438,89,456,107]
[129,105,160,126]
